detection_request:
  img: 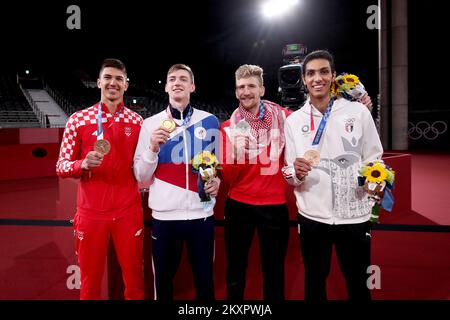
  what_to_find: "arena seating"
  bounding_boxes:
[44,71,235,121]
[0,74,40,127]
[2,69,237,128]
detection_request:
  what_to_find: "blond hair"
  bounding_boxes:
[235,64,264,86]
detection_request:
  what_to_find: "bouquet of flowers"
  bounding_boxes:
[192,151,222,203]
[358,160,395,223]
[331,73,367,101]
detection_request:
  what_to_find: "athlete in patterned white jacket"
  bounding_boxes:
[56,59,145,300]
[283,50,383,301]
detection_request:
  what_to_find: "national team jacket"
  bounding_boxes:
[220,103,291,206]
[133,106,220,221]
[56,102,144,220]
[284,97,383,225]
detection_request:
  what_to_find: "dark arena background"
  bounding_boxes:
[0,0,449,307]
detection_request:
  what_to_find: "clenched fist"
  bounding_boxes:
[81,151,104,170]
[293,157,312,180]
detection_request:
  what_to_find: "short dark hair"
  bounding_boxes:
[99,58,127,78]
[302,50,335,76]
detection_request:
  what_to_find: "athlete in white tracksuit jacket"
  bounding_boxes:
[284,97,383,225]
[283,50,383,301]
[134,64,220,301]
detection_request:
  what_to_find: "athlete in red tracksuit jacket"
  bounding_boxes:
[220,64,292,301]
[56,59,144,299]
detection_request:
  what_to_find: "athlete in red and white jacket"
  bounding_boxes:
[56,59,145,300]
[57,102,143,219]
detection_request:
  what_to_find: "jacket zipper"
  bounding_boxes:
[181,111,190,214]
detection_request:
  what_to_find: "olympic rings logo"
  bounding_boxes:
[408,121,448,140]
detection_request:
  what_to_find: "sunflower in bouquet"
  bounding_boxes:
[331,73,367,101]
[358,160,395,223]
[192,151,222,202]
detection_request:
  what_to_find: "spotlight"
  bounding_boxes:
[262,0,299,19]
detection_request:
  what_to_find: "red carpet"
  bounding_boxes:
[410,152,450,225]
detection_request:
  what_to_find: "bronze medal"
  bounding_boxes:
[304,149,320,166]
[161,119,176,133]
[94,139,111,155]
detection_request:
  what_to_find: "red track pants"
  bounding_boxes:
[74,211,145,300]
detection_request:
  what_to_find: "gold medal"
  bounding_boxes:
[94,139,111,155]
[304,149,320,166]
[161,119,176,133]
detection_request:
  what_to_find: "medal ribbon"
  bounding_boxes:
[311,98,334,147]
[258,100,265,121]
[166,104,194,127]
[97,101,124,140]
[97,102,104,141]
[310,105,315,132]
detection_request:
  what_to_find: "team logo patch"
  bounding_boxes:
[125,127,132,137]
[345,118,356,133]
[194,127,207,140]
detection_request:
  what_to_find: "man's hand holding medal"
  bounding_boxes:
[83,102,115,173]
[149,118,176,153]
[82,138,111,172]
[81,140,110,176]
[292,148,321,180]
[233,135,250,160]
[231,119,251,160]
[150,127,171,153]
[81,150,105,170]
[283,151,319,182]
